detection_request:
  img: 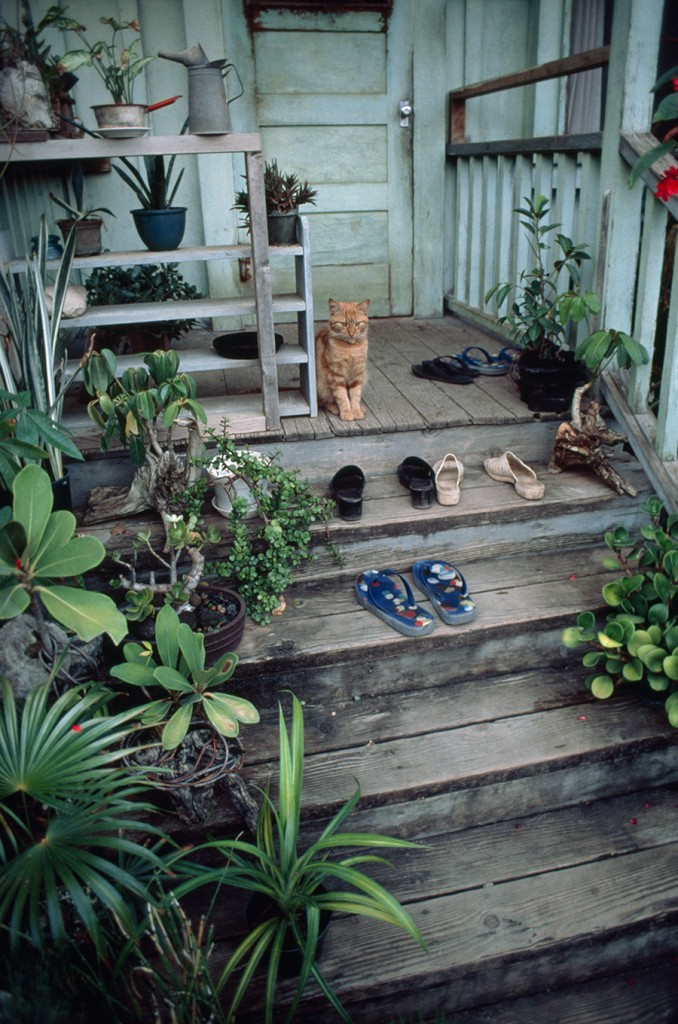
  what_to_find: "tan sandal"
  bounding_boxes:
[433,453,464,505]
[483,451,544,500]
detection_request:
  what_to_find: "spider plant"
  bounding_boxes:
[175,693,428,1024]
[0,216,85,482]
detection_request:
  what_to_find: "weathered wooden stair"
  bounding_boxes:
[164,416,678,1023]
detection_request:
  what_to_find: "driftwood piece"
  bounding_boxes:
[548,390,637,497]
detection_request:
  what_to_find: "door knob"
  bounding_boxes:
[399,100,413,128]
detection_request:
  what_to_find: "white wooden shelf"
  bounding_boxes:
[0,134,318,430]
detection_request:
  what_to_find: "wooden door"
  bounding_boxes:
[242,3,414,317]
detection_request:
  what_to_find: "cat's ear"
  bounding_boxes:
[357,300,370,312]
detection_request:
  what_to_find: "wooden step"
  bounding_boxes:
[204,785,678,1023]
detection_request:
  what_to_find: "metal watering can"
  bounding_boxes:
[158,43,243,134]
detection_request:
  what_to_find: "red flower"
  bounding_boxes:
[655,166,678,202]
[15,558,21,570]
[672,77,678,91]
[71,724,82,733]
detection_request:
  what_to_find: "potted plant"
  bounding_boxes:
[485,194,600,412]
[174,693,427,1024]
[85,262,202,352]
[54,14,155,129]
[0,1,76,137]
[562,495,678,727]
[0,215,86,502]
[82,347,207,526]
[112,151,188,250]
[49,160,114,255]
[109,603,259,804]
[232,158,318,244]
[202,430,338,624]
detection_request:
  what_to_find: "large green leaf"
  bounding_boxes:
[0,522,26,571]
[203,697,239,737]
[153,666,195,693]
[109,661,158,687]
[32,533,107,579]
[0,578,30,618]
[38,585,128,644]
[208,691,260,724]
[12,464,51,551]
[161,704,192,750]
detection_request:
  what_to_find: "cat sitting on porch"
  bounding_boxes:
[315,298,369,421]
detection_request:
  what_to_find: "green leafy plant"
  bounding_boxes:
[629,63,678,200]
[0,388,76,494]
[85,263,201,347]
[55,15,154,105]
[109,603,259,751]
[232,158,318,229]
[82,348,207,529]
[112,153,185,210]
[0,1,70,102]
[562,495,678,726]
[485,194,600,361]
[49,160,114,222]
[0,680,168,953]
[204,431,338,624]
[0,216,85,482]
[175,693,427,1024]
[0,463,128,652]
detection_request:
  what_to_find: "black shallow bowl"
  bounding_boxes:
[212,331,285,360]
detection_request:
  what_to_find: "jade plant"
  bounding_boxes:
[562,496,678,726]
[109,603,259,751]
[0,463,127,653]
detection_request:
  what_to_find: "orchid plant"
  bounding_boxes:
[55,15,154,105]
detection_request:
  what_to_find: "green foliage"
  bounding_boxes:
[485,195,597,361]
[0,216,85,481]
[0,387,82,494]
[0,1,70,99]
[0,463,127,647]
[562,496,678,725]
[175,694,427,1024]
[629,62,678,186]
[204,431,339,624]
[113,153,185,210]
[109,603,259,751]
[49,160,114,222]
[54,15,155,105]
[0,680,167,953]
[232,159,318,228]
[85,263,201,345]
[83,347,206,469]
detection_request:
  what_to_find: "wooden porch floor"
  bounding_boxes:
[185,311,532,445]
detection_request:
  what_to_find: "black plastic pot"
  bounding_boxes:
[51,470,72,511]
[267,211,298,244]
[195,583,246,663]
[516,350,585,413]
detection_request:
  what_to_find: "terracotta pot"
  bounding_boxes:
[56,217,103,256]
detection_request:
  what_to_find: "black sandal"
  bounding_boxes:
[330,465,365,521]
[411,357,476,384]
[397,456,435,509]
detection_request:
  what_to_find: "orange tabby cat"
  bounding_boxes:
[315,298,369,421]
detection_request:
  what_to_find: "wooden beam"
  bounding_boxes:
[448,46,609,144]
[446,133,602,159]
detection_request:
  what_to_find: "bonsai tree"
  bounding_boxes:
[0,216,86,484]
[109,603,259,752]
[174,693,427,1024]
[562,495,678,727]
[0,463,128,654]
[82,347,207,528]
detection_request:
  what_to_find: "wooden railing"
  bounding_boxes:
[445,48,609,333]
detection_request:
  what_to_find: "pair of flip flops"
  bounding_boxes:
[355,561,477,637]
[411,355,477,385]
[458,346,517,375]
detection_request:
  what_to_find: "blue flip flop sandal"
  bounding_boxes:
[412,559,477,625]
[460,346,515,375]
[355,569,436,637]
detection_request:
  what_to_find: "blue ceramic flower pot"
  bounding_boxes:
[132,207,187,251]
